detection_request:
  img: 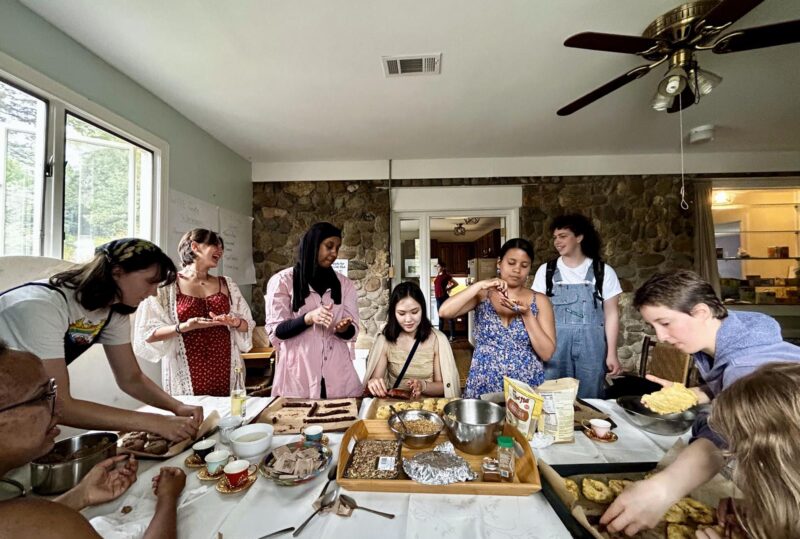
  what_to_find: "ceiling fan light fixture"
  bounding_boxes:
[651,91,673,111]
[694,68,722,96]
[657,66,688,96]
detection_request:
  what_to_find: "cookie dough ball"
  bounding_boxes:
[144,439,169,455]
[581,478,614,504]
[408,402,423,410]
[608,479,634,498]
[122,437,146,452]
[663,503,687,524]
[678,497,715,524]
[666,523,695,539]
[376,406,391,420]
[564,478,579,500]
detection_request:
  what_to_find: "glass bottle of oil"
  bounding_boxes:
[230,365,247,418]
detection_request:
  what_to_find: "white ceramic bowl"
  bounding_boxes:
[230,423,273,459]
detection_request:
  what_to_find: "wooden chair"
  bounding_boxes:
[638,336,692,385]
[243,327,276,396]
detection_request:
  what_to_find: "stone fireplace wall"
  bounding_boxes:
[252,176,695,371]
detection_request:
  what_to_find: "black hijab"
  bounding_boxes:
[292,222,343,312]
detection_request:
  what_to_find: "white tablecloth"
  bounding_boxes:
[68,397,689,539]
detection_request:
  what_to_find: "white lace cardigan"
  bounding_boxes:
[133,277,255,395]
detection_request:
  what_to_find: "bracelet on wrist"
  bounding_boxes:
[175,322,182,334]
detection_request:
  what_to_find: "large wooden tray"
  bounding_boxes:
[336,419,541,496]
[254,397,359,434]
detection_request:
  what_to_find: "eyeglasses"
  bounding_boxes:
[0,378,57,417]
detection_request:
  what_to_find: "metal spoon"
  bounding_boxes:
[318,461,337,499]
[389,405,408,433]
[339,494,395,519]
[292,488,338,537]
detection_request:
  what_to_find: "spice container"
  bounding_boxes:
[497,436,515,482]
[481,457,501,482]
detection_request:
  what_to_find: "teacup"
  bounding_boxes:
[302,424,324,442]
[219,416,244,444]
[192,439,216,460]
[583,419,612,439]
[205,450,232,475]
[223,459,257,487]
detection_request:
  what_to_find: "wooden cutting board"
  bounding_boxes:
[254,397,359,434]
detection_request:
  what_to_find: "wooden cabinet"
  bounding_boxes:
[473,229,501,258]
[435,242,473,275]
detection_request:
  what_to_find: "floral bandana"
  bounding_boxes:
[97,238,159,264]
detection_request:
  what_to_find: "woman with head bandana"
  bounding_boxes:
[264,222,361,398]
[0,238,202,442]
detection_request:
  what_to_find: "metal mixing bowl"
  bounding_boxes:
[442,399,505,454]
[30,432,118,495]
[617,396,710,436]
[388,410,444,449]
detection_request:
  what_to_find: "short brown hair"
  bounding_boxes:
[633,270,727,319]
[177,229,224,267]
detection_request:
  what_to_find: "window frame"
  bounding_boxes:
[0,49,169,259]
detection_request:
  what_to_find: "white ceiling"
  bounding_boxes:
[21,1,800,164]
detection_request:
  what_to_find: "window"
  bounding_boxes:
[0,61,165,261]
[0,79,47,256]
[712,188,800,305]
[64,114,153,261]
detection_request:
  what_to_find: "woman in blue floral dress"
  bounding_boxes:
[439,238,556,398]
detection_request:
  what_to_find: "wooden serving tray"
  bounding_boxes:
[254,397,359,434]
[336,419,541,496]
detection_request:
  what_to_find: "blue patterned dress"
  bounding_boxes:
[463,296,545,398]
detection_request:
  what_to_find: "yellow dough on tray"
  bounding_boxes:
[581,478,614,504]
[641,383,698,414]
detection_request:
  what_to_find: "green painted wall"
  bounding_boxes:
[0,0,252,216]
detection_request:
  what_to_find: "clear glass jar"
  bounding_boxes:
[481,457,501,483]
[230,366,247,418]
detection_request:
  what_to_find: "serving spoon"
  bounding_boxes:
[317,460,337,499]
[293,488,338,537]
[339,494,395,519]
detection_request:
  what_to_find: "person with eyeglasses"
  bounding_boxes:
[0,238,202,442]
[0,340,187,539]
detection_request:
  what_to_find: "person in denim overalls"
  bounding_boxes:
[532,214,622,398]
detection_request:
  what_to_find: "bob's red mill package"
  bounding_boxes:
[537,378,580,443]
[503,376,544,440]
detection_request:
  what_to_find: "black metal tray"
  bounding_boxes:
[540,462,658,539]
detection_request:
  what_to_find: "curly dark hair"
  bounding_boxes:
[550,213,602,261]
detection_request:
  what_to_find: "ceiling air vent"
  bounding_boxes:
[382,53,441,77]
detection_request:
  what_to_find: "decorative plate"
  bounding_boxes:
[259,440,333,486]
[184,454,205,468]
[215,473,257,494]
[197,467,224,481]
[583,428,619,443]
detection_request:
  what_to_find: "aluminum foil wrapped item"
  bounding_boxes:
[433,441,456,454]
[403,449,477,485]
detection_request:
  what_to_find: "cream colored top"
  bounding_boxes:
[386,344,435,388]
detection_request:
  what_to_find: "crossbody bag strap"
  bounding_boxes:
[392,335,423,390]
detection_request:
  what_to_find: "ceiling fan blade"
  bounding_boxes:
[712,19,800,53]
[564,32,661,55]
[695,0,764,32]
[557,64,654,116]
[666,85,697,114]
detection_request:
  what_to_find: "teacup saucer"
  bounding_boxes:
[583,428,618,443]
[197,467,224,481]
[216,472,257,494]
[184,454,204,468]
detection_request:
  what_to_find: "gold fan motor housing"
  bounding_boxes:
[641,1,719,59]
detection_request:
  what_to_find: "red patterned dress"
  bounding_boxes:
[177,277,232,396]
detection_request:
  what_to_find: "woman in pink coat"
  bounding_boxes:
[264,222,361,398]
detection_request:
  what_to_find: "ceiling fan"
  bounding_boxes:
[557,0,800,115]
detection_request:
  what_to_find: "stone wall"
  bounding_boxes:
[252,181,391,337]
[252,176,696,370]
[520,176,695,370]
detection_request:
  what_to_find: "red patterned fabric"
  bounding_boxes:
[176,278,232,396]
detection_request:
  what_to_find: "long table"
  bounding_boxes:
[18,398,688,539]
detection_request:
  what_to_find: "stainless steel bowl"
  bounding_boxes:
[442,399,505,454]
[30,432,118,495]
[617,396,710,436]
[388,410,444,449]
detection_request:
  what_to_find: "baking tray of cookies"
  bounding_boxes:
[539,461,721,539]
[255,397,360,434]
[336,419,541,496]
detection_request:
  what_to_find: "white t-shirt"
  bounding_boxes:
[532,257,622,300]
[0,281,131,360]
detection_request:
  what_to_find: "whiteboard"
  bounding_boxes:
[219,207,256,285]
[167,189,220,271]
